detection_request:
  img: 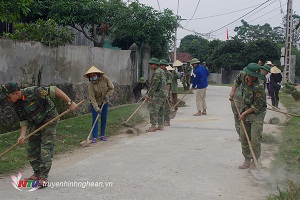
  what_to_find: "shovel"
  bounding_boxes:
[232,98,264,181]
[0,100,84,158]
[80,101,106,147]
[122,98,148,127]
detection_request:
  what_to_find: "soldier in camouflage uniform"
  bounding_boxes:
[182,61,192,90]
[229,63,266,170]
[0,82,78,187]
[146,58,167,132]
[160,59,172,126]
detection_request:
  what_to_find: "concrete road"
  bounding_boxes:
[0,86,271,200]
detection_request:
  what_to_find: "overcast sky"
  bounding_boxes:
[133,0,300,43]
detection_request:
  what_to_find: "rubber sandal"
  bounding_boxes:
[193,112,202,116]
[92,138,97,143]
[100,136,107,141]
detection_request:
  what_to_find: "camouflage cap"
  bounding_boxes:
[0,82,20,99]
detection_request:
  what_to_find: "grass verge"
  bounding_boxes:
[268,91,300,199]
[177,87,194,94]
[0,103,146,175]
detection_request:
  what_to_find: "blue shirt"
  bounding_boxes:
[192,65,209,89]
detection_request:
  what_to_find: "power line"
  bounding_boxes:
[189,0,201,20]
[208,0,273,35]
[186,3,261,21]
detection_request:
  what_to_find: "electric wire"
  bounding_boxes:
[186,3,261,21]
[189,0,201,20]
[208,0,274,35]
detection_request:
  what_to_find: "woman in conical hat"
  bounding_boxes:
[269,66,282,108]
[83,66,114,142]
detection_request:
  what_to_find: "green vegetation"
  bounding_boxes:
[177,87,193,94]
[3,19,74,47]
[261,133,280,144]
[268,89,300,199]
[0,103,146,174]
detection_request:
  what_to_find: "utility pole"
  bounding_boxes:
[283,0,293,83]
[174,28,177,62]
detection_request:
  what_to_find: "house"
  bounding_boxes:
[169,52,193,65]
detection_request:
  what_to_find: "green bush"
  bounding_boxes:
[3,19,74,47]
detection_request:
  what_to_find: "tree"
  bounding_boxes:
[233,20,285,44]
[0,0,32,22]
[111,1,177,58]
[210,39,246,70]
[49,0,127,47]
[178,35,209,61]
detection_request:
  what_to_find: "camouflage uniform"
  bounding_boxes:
[149,68,167,128]
[237,76,266,162]
[232,72,254,135]
[164,70,173,124]
[182,64,192,90]
[14,86,58,179]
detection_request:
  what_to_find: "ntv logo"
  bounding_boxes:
[11,172,39,192]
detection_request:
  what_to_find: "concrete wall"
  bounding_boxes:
[0,39,133,86]
[0,39,152,133]
[208,73,222,84]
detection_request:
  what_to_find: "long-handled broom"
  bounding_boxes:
[232,98,264,181]
[0,100,84,158]
[80,101,106,147]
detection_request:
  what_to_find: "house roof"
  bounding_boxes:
[169,52,193,63]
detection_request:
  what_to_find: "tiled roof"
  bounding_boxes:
[169,52,193,63]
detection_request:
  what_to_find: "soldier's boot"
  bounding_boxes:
[156,125,164,130]
[164,121,170,126]
[38,178,48,188]
[25,173,40,180]
[147,127,156,132]
[238,160,251,169]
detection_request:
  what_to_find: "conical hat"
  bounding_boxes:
[173,60,183,67]
[83,66,104,78]
[271,66,281,74]
[166,65,175,71]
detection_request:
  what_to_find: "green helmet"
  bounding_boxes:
[139,77,146,83]
[260,65,271,73]
[160,59,168,66]
[149,57,160,65]
[243,63,265,80]
[190,58,200,65]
